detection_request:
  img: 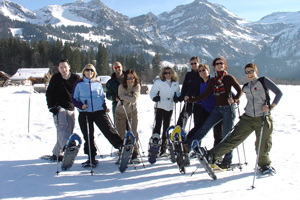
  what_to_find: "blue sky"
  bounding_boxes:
[10,0,300,22]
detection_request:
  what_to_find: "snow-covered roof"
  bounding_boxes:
[9,68,50,81]
[97,75,110,84]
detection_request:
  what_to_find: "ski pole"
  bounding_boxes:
[228,93,242,170]
[237,105,248,165]
[236,146,242,171]
[188,102,194,133]
[55,112,60,176]
[95,143,103,158]
[28,86,31,133]
[110,146,113,157]
[105,112,121,157]
[85,100,94,175]
[131,104,145,156]
[251,103,267,189]
[152,91,160,131]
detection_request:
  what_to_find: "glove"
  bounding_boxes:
[49,106,59,115]
[152,95,160,102]
[173,93,179,103]
[178,95,184,102]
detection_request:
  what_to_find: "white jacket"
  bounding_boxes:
[150,79,181,111]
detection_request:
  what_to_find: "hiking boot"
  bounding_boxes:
[159,148,168,157]
[49,154,63,161]
[217,162,231,169]
[259,165,276,175]
[131,152,141,164]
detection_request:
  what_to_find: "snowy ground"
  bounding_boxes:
[0,85,299,199]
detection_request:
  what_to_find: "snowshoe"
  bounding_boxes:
[166,126,176,163]
[170,125,189,174]
[61,133,82,170]
[191,140,217,180]
[148,133,161,164]
[119,131,136,173]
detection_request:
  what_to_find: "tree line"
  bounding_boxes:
[0,37,190,84]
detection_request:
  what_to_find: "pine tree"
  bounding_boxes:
[152,52,162,78]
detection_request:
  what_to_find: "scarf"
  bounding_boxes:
[214,70,227,95]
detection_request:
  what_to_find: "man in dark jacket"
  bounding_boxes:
[106,61,125,122]
[45,58,81,161]
[177,56,204,130]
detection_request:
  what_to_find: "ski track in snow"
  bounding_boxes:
[0,85,300,199]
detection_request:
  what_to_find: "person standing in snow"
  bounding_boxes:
[106,61,125,122]
[187,64,223,144]
[72,64,123,165]
[176,56,204,130]
[202,63,283,174]
[187,57,242,169]
[45,58,81,161]
[150,66,181,157]
[114,69,141,164]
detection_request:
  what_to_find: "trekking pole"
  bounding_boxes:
[251,103,267,189]
[110,146,113,157]
[28,86,32,133]
[237,105,248,165]
[131,104,145,156]
[105,112,121,157]
[55,112,60,176]
[152,91,160,131]
[85,100,94,176]
[95,143,103,158]
[228,93,242,170]
[188,102,194,133]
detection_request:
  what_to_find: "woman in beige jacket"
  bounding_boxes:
[115,69,141,164]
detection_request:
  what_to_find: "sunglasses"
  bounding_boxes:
[113,66,121,69]
[245,70,255,74]
[199,69,207,73]
[190,62,197,66]
[215,62,224,66]
[164,72,171,75]
[85,68,94,72]
[127,77,135,80]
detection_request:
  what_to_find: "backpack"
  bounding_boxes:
[242,77,270,106]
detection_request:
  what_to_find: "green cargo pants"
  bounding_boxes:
[210,114,273,167]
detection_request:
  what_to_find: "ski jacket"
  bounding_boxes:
[197,75,216,113]
[46,72,81,111]
[106,72,125,102]
[181,69,203,97]
[190,74,242,106]
[115,84,141,115]
[242,77,283,117]
[150,79,181,111]
[72,77,106,112]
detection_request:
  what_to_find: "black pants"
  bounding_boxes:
[153,108,173,150]
[177,103,202,130]
[187,105,223,147]
[79,110,123,158]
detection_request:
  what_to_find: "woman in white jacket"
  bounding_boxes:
[150,66,181,156]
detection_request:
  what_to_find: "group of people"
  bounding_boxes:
[46,55,283,173]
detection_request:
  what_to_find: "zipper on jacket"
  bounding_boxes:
[250,85,255,116]
[89,80,94,112]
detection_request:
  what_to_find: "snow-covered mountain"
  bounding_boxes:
[0,0,299,78]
